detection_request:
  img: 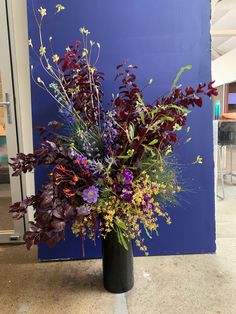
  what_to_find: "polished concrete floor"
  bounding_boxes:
[0,184,236,314]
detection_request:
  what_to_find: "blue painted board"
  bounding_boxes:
[27,0,216,260]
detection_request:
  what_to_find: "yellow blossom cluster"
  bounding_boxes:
[71,172,174,255]
[72,213,98,241]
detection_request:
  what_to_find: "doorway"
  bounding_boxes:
[0,0,34,243]
[0,75,15,232]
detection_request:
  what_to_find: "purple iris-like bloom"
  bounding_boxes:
[82,185,99,203]
[76,205,91,216]
[121,169,133,185]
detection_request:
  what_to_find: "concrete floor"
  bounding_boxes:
[0,184,236,314]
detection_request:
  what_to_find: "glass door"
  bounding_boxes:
[0,0,25,243]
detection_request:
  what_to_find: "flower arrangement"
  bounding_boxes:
[9,4,217,256]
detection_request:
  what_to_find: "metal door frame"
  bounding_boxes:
[0,0,34,243]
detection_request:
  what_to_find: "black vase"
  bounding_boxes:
[102,230,134,293]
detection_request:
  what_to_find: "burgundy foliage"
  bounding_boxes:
[8,57,217,249]
[57,41,104,124]
[9,124,94,249]
[111,64,217,159]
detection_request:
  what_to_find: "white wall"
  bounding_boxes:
[212,47,236,87]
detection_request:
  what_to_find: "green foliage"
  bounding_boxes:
[193,155,203,164]
[116,227,128,250]
[171,65,192,89]
[115,217,128,231]
[149,139,158,145]
[144,226,153,239]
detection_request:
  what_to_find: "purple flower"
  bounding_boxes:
[82,185,99,203]
[121,169,133,185]
[69,150,89,169]
[114,183,122,193]
[123,190,133,203]
[90,160,104,175]
[76,205,91,216]
[142,195,153,211]
[151,184,158,190]
[68,149,79,160]
[103,111,118,155]
[59,104,75,123]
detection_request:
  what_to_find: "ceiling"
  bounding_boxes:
[211,0,236,60]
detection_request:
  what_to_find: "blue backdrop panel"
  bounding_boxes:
[27,0,216,261]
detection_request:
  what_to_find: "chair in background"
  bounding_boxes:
[217,120,236,199]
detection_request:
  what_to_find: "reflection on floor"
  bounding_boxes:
[225,146,236,175]
[0,183,12,230]
[0,183,11,197]
[0,196,12,230]
[0,183,236,314]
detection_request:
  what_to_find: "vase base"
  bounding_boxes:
[102,230,134,294]
[103,282,134,294]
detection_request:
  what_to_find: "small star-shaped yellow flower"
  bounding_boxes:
[38,7,47,17]
[28,38,33,48]
[55,4,65,13]
[52,54,59,62]
[39,46,46,56]
[47,64,53,72]
[79,27,85,34]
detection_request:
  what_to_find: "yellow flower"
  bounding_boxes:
[80,27,90,36]
[38,7,47,17]
[84,29,90,36]
[194,155,203,164]
[28,38,33,48]
[173,123,182,131]
[55,4,65,13]
[82,48,88,57]
[39,46,46,56]
[176,186,181,192]
[46,64,53,72]
[80,27,85,34]
[71,222,80,234]
[89,67,95,75]
[52,54,59,62]
[66,46,71,52]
